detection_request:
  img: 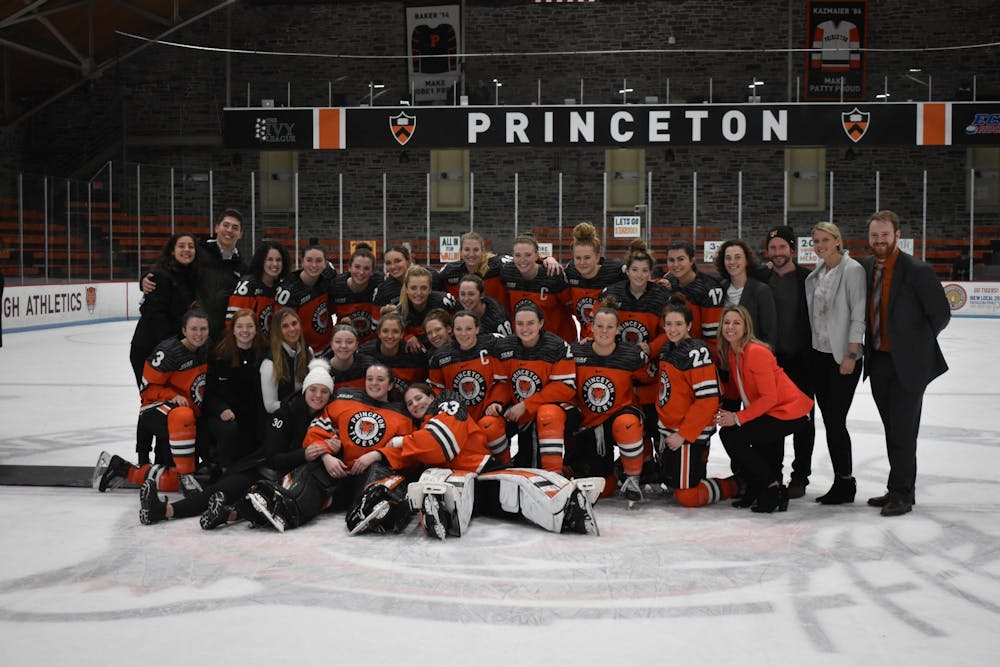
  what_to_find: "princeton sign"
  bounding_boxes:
[223,102,1000,150]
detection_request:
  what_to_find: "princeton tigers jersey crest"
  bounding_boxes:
[571,340,655,427]
[428,334,502,419]
[302,387,413,465]
[329,272,382,343]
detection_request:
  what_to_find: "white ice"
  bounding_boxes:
[0,318,997,666]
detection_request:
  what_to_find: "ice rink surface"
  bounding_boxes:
[1,318,998,666]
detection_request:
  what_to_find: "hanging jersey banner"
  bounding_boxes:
[805,0,868,101]
[406,5,461,105]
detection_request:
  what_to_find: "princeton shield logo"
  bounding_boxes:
[85,286,97,313]
[841,107,870,143]
[390,111,416,146]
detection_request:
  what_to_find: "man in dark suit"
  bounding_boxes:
[861,210,950,517]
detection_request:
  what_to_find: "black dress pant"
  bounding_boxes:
[777,349,816,484]
[867,351,923,501]
[720,414,810,491]
[811,349,862,477]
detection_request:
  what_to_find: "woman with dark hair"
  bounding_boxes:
[227,240,290,342]
[129,233,199,386]
[274,243,337,356]
[427,309,509,461]
[714,305,813,513]
[349,382,603,539]
[422,308,454,351]
[600,240,671,471]
[244,363,415,533]
[456,274,511,338]
[500,234,576,343]
[662,240,725,356]
[565,222,625,341]
[96,309,213,497]
[359,305,429,399]
[329,244,382,344]
[490,302,576,473]
[203,308,267,468]
[259,307,311,414]
[570,299,655,504]
[656,294,739,507]
[714,239,776,348]
[128,232,200,466]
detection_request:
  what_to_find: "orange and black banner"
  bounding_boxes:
[805,0,868,101]
[223,103,1000,150]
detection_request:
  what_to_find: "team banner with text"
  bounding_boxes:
[805,0,868,101]
[406,4,461,105]
[223,103,1000,150]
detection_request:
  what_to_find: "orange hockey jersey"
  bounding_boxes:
[227,275,278,340]
[302,387,414,465]
[274,267,336,356]
[493,331,576,424]
[380,390,493,473]
[571,340,655,428]
[427,333,504,420]
[500,261,577,343]
[139,337,210,417]
[564,258,625,340]
[656,337,719,445]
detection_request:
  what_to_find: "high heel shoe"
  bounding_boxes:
[751,483,788,513]
[816,476,856,505]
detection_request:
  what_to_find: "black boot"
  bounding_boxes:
[751,483,789,513]
[816,476,856,505]
[732,479,757,508]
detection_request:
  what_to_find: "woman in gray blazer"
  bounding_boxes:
[804,222,866,504]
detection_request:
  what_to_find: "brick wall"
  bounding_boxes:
[6,0,998,261]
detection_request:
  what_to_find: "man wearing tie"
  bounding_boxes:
[861,210,950,517]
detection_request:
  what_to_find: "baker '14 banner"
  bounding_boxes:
[407,4,461,105]
[805,0,868,101]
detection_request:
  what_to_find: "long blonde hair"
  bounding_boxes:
[269,308,309,387]
[716,305,766,371]
[399,264,433,318]
[461,231,495,275]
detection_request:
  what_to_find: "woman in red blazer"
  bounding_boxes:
[715,305,813,513]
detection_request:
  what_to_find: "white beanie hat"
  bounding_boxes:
[302,358,334,394]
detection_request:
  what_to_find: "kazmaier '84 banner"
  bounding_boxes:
[805,0,868,101]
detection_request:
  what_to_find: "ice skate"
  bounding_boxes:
[138,479,167,525]
[620,475,643,509]
[561,487,600,536]
[247,491,286,532]
[94,451,133,492]
[178,473,203,498]
[346,490,392,535]
[200,491,232,530]
[419,492,449,540]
